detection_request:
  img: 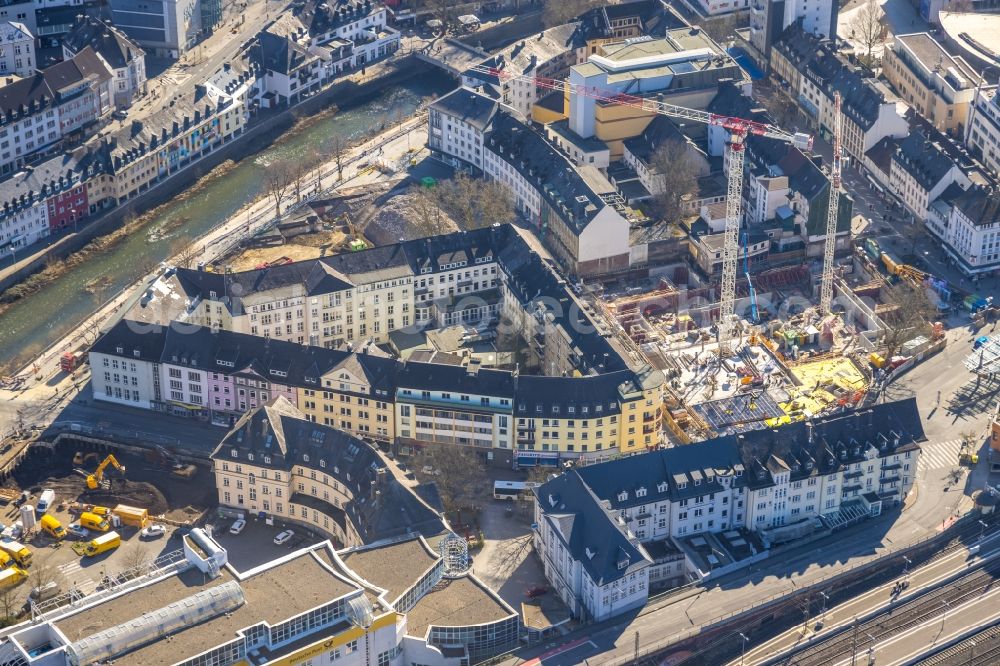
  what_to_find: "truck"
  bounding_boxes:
[78,512,110,532]
[60,351,86,373]
[40,515,66,540]
[0,540,31,567]
[81,531,120,557]
[0,567,27,588]
[112,504,148,528]
[35,489,55,514]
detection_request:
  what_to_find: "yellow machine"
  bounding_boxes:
[86,455,125,490]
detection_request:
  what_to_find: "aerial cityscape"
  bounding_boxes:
[0,0,996,663]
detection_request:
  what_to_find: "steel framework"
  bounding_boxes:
[820,92,843,314]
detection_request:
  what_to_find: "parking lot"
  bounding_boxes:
[207,514,327,572]
[0,500,183,615]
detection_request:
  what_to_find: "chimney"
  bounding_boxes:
[806,421,814,444]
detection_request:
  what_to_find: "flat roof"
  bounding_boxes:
[57,552,358,665]
[405,576,513,638]
[341,538,439,602]
[939,11,1000,73]
[896,32,979,82]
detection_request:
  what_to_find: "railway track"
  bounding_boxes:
[916,621,1000,665]
[767,559,1000,666]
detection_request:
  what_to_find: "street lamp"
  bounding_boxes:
[979,519,988,543]
[818,591,830,627]
[739,632,750,666]
[902,556,911,583]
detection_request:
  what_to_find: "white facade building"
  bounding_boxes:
[0,21,33,78]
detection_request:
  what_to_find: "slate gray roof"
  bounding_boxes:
[429,86,500,131]
[213,398,446,542]
[952,184,1000,227]
[64,16,144,69]
[536,470,651,586]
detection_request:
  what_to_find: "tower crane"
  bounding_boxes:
[465,65,813,353]
[820,92,843,314]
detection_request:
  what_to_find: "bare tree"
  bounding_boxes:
[650,139,701,223]
[120,543,152,573]
[331,136,346,181]
[409,184,447,234]
[850,0,887,70]
[495,314,536,371]
[433,174,513,230]
[543,0,600,27]
[879,283,937,358]
[413,444,490,514]
[0,584,20,625]
[700,14,743,46]
[424,0,460,30]
[29,553,64,595]
[266,159,295,218]
[898,217,927,256]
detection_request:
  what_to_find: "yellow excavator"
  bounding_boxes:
[84,455,126,491]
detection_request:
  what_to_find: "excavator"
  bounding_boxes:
[81,454,126,491]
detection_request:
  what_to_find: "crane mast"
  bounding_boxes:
[820,92,843,314]
[719,132,747,353]
[465,65,812,353]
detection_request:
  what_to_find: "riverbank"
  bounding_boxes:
[0,54,438,296]
[0,70,452,376]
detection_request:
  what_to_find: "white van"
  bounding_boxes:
[36,490,55,514]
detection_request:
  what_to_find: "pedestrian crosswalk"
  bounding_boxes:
[918,439,964,471]
[57,560,97,594]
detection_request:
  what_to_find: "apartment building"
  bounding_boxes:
[771,25,909,162]
[619,115,710,201]
[461,22,580,121]
[883,32,979,135]
[295,0,399,67]
[0,47,112,176]
[427,86,503,172]
[0,21,33,77]
[747,0,838,72]
[534,399,924,618]
[933,182,1000,276]
[63,16,147,109]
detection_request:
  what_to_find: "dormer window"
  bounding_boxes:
[133,349,140,358]
[303,454,310,463]
[617,491,628,502]
[263,456,271,465]
[678,481,687,490]
[636,487,647,498]
[230,449,238,458]
[617,557,629,570]
[247,453,254,462]
[115,345,123,354]
[657,482,668,493]
[320,459,327,468]
[694,479,701,486]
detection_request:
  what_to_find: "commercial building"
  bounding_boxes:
[534,399,924,619]
[0,20,34,78]
[566,29,747,161]
[882,32,979,136]
[212,397,444,546]
[109,0,202,57]
[967,86,1000,177]
[63,16,147,109]
[0,527,519,665]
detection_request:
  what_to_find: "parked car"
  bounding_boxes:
[140,524,166,539]
[66,523,90,539]
[273,530,295,545]
[230,519,246,535]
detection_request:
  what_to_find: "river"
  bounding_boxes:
[0,72,452,375]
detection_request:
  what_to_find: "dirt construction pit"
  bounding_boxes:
[4,442,215,523]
